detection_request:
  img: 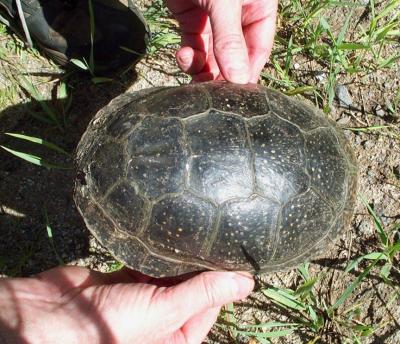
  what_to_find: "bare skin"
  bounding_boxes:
[0,266,254,343]
[166,0,278,83]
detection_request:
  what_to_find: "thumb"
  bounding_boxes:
[206,0,250,83]
[158,271,254,324]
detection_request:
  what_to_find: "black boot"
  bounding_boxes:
[0,0,150,74]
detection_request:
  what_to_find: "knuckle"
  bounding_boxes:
[213,33,245,54]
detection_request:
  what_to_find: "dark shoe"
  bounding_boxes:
[0,0,149,74]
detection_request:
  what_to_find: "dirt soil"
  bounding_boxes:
[0,1,399,343]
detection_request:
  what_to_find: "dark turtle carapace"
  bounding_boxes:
[74,82,357,278]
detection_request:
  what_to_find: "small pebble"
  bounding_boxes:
[335,84,353,107]
[315,72,326,82]
[293,63,300,70]
[337,115,351,125]
[367,169,376,179]
[357,219,374,236]
[362,140,374,149]
[381,216,391,227]
[374,104,385,117]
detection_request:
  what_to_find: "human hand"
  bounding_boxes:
[0,266,254,343]
[166,0,278,83]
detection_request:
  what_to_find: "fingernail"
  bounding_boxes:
[232,272,254,297]
[226,64,250,84]
[178,53,192,66]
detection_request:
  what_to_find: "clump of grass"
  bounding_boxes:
[266,0,400,111]
[0,23,73,129]
[219,197,399,343]
[346,195,400,285]
[144,0,180,54]
[0,84,18,112]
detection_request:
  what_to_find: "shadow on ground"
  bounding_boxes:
[0,73,135,276]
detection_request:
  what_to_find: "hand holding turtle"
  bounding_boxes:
[166,0,278,83]
[0,266,254,343]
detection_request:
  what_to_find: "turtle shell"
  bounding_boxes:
[74,81,357,277]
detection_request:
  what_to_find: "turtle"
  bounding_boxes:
[74,81,357,278]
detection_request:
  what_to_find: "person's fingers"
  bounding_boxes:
[177,46,207,74]
[242,0,278,82]
[191,72,219,82]
[180,306,222,344]
[166,0,213,78]
[168,2,211,35]
[199,33,222,81]
[206,0,250,83]
[166,0,197,17]
[244,25,274,83]
[148,270,203,287]
[156,271,254,328]
[166,0,211,73]
[191,33,222,82]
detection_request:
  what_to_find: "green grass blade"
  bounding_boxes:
[376,0,400,21]
[5,133,70,156]
[70,58,88,71]
[44,209,64,265]
[380,262,392,279]
[59,81,68,100]
[338,43,369,50]
[298,262,311,280]
[284,35,293,75]
[336,10,354,46]
[345,252,388,273]
[88,0,95,73]
[359,194,388,246]
[331,260,378,311]
[308,305,318,323]
[263,288,306,311]
[388,242,400,258]
[241,321,301,329]
[294,277,318,297]
[106,261,125,272]
[362,252,388,260]
[1,146,71,170]
[224,303,237,339]
[285,86,317,96]
[319,17,330,31]
[236,329,294,338]
[346,125,390,132]
[330,1,365,8]
[379,54,400,68]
